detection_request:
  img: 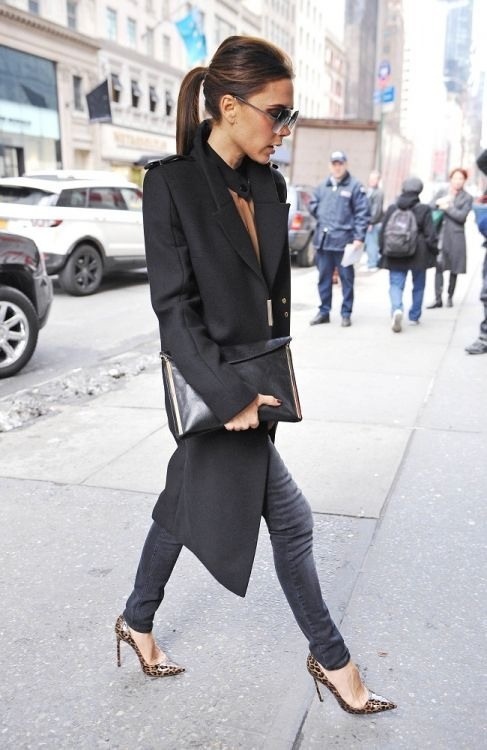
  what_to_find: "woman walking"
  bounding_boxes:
[427,168,473,308]
[116,36,395,715]
[380,177,438,331]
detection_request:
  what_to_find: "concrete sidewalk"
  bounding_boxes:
[1,230,486,749]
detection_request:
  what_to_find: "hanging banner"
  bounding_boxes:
[175,8,207,65]
[86,80,112,123]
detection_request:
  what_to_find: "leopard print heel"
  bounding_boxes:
[306,653,396,715]
[115,614,185,678]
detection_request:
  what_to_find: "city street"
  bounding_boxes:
[0,229,486,749]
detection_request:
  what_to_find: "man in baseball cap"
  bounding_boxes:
[309,151,369,326]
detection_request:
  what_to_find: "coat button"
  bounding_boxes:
[281,297,287,304]
[284,312,289,318]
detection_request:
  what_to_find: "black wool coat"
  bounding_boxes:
[430,188,473,274]
[143,122,291,597]
[379,192,438,272]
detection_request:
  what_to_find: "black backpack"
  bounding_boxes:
[382,207,418,258]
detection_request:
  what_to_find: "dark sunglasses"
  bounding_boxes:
[232,95,299,133]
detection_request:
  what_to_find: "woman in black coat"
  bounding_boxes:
[379,177,438,332]
[115,36,395,715]
[427,167,473,308]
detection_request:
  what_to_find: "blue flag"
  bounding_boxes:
[175,8,207,65]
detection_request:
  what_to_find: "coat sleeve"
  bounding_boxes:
[444,191,473,225]
[351,183,371,241]
[309,183,322,218]
[143,166,257,424]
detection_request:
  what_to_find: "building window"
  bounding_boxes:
[162,34,171,63]
[28,0,40,13]
[165,89,174,117]
[106,8,117,40]
[111,73,122,103]
[149,85,158,113]
[67,1,77,29]
[131,80,142,108]
[127,18,137,48]
[73,75,83,111]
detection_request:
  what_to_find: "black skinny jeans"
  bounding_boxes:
[124,439,350,670]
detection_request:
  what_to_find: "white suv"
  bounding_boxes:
[0,172,144,295]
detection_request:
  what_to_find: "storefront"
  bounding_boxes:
[100,125,176,185]
[0,45,61,176]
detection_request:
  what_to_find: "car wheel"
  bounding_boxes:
[296,237,316,267]
[0,286,39,378]
[59,244,103,296]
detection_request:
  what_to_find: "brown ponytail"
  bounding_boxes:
[176,36,294,156]
[176,67,206,155]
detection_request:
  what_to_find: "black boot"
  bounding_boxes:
[447,274,457,307]
[427,299,443,309]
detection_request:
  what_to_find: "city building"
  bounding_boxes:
[0,1,101,176]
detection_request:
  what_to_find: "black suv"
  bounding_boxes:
[0,232,53,377]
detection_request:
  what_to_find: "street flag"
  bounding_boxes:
[175,8,207,65]
[86,80,112,123]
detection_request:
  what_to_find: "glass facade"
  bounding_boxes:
[0,45,61,176]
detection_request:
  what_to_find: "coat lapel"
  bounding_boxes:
[248,162,290,290]
[191,124,289,291]
[192,134,266,285]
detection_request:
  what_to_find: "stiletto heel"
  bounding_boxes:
[306,654,396,715]
[115,614,185,678]
[313,676,323,702]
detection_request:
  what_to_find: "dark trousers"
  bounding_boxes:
[124,439,350,671]
[434,259,457,302]
[316,249,354,318]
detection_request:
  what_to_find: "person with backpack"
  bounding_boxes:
[426,168,473,308]
[379,177,438,332]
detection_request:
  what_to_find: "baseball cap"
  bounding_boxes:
[330,150,347,163]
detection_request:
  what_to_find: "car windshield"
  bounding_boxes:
[0,186,57,205]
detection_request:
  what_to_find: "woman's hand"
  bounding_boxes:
[436,196,450,210]
[224,394,281,431]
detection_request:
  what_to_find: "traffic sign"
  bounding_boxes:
[381,86,395,103]
[373,86,395,105]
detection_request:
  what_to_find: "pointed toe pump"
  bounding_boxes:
[115,614,185,678]
[307,654,396,715]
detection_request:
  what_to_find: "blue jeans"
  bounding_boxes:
[124,439,350,670]
[316,249,354,318]
[389,269,426,321]
[364,224,381,268]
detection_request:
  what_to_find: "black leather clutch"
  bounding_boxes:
[160,336,302,439]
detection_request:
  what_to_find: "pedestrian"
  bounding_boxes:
[379,177,438,332]
[427,168,473,309]
[465,197,487,355]
[309,151,370,327]
[116,35,395,716]
[364,170,384,270]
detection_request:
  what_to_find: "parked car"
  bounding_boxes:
[0,231,53,378]
[287,185,316,267]
[0,173,144,296]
